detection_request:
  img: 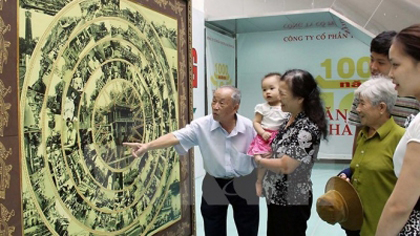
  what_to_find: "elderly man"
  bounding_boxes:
[124,85,259,236]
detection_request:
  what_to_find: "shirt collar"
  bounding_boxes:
[360,116,396,140]
[285,111,306,126]
[210,114,245,134]
[296,111,306,120]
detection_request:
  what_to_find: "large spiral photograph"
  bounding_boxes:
[18,0,191,235]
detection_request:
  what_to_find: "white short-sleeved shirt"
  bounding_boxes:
[393,113,420,177]
[255,103,288,130]
[172,114,256,178]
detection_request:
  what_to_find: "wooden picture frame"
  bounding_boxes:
[0,0,194,235]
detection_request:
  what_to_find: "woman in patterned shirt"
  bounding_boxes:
[254,69,328,236]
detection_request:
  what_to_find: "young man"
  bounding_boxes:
[348,31,420,155]
[124,85,259,236]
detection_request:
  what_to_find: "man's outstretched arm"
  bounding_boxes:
[123,133,180,158]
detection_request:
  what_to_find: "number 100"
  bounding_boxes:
[321,57,370,79]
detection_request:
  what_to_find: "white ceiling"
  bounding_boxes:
[204,0,420,36]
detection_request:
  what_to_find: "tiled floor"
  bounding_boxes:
[194,161,349,236]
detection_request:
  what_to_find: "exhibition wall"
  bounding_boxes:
[206,11,373,159]
[237,24,369,159]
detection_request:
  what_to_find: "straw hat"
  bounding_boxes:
[316,176,363,231]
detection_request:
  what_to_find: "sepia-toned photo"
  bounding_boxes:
[19,0,191,235]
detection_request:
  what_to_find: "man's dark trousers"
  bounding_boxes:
[201,170,259,236]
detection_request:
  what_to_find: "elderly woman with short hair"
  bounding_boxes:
[339,77,405,236]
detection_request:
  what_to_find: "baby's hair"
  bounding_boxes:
[261,72,282,83]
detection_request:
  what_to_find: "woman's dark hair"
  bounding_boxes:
[394,24,420,62]
[281,69,328,139]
